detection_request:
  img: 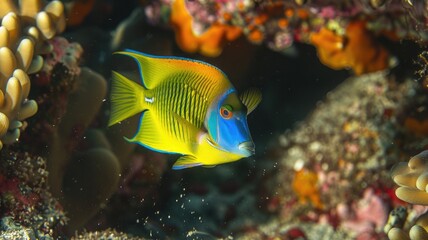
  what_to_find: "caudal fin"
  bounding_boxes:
[109,71,145,126]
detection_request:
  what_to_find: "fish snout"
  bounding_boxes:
[238,141,255,156]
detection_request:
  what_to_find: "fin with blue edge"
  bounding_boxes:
[114,50,168,89]
[172,155,202,170]
[239,88,262,115]
[125,110,181,154]
[114,49,228,90]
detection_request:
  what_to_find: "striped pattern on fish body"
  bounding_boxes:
[109,50,231,155]
[146,72,229,154]
[109,50,261,169]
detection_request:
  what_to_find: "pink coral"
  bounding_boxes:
[338,188,388,236]
[44,37,83,77]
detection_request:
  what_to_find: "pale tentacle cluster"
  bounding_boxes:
[388,150,428,239]
[392,151,428,205]
[388,211,428,240]
[0,0,65,148]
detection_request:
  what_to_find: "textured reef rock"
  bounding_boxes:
[72,228,144,240]
[0,149,67,239]
[0,0,65,149]
[0,217,45,240]
[46,67,120,232]
[23,36,122,232]
[0,0,123,236]
[238,70,427,239]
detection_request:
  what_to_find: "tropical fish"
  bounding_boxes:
[108,50,261,169]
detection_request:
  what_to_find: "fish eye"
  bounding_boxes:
[220,105,233,119]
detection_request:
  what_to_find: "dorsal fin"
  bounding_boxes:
[239,88,262,114]
[114,49,229,89]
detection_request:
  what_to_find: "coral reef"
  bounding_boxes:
[169,0,242,57]
[72,228,143,240]
[0,1,123,235]
[46,68,121,232]
[145,0,427,74]
[338,188,388,237]
[0,149,67,238]
[0,0,427,239]
[64,0,97,27]
[73,2,428,238]
[292,167,323,209]
[9,29,122,232]
[310,20,390,75]
[388,210,428,240]
[24,37,83,149]
[0,0,65,149]
[237,70,425,239]
[387,151,428,240]
[274,70,417,209]
[391,151,428,205]
[0,217,44,239]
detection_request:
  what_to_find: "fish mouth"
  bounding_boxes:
[238,141,255,156]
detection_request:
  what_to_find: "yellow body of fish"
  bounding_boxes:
[109,50,261,169]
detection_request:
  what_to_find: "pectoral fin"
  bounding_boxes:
[239,88,262,115]
[172,112,205,153]
[172,155,202,170]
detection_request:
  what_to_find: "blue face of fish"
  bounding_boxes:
[205,90,255,157]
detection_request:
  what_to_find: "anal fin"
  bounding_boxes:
[126,110,179,154]
[172,155,202,170]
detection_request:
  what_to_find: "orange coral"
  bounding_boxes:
[404,117,428,136]
[277,18,288,29]
[296,9,309,19]
[65,0,96,27]
[310,20,389,75]
[292,168,324,209]
[170,0,242,57]
[247,14,268,44]
[248,28,264,44]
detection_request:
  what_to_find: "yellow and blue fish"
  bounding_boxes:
[108,50,261,169]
